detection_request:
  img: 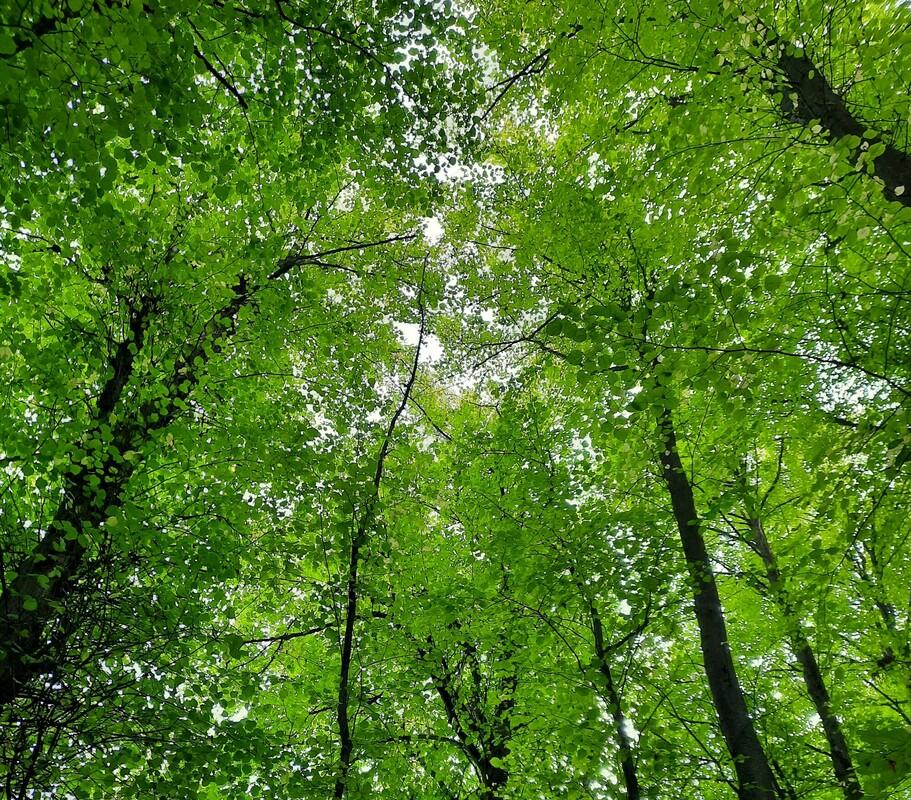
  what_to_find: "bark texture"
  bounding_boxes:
[776,46,911,207]
[657,410,777,800]
[589,600,640,800]
[747,514,863,800]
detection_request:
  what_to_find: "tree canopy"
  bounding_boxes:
[1,1,910,799]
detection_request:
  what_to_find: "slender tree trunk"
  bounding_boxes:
[771,759,798,800]
[333,526,363,799]
[588,600,640,800]
[747,515,863,800]
[773,46,911,208]
[849,530,911,701]
[333,283,424,797]
[0,468,129,703]
[429,658,510,800]
[657,409,778,800]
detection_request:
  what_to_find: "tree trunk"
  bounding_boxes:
[773,42,911,207]
[0,281,249,709]
[429,662,510,800]
[747,515,863,800]
[0,300,152,705]
[333,528,363,799]
[589,600,640,800]
[333,298,423,797]
[657,409,778,800]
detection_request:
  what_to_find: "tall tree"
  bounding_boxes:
[4,1,911,798]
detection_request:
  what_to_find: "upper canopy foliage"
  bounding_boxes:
[0,1,909,799]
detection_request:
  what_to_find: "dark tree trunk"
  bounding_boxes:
[429,664,511,800]
[0,301,151,705]
[588,599,640,800]
[747,516,864,800]
[333,530,363,799]
[775,46,911,207]
[0,281,250,709]
[657,409,778,800]
[333,300,423,797]
[0,467,130,703]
